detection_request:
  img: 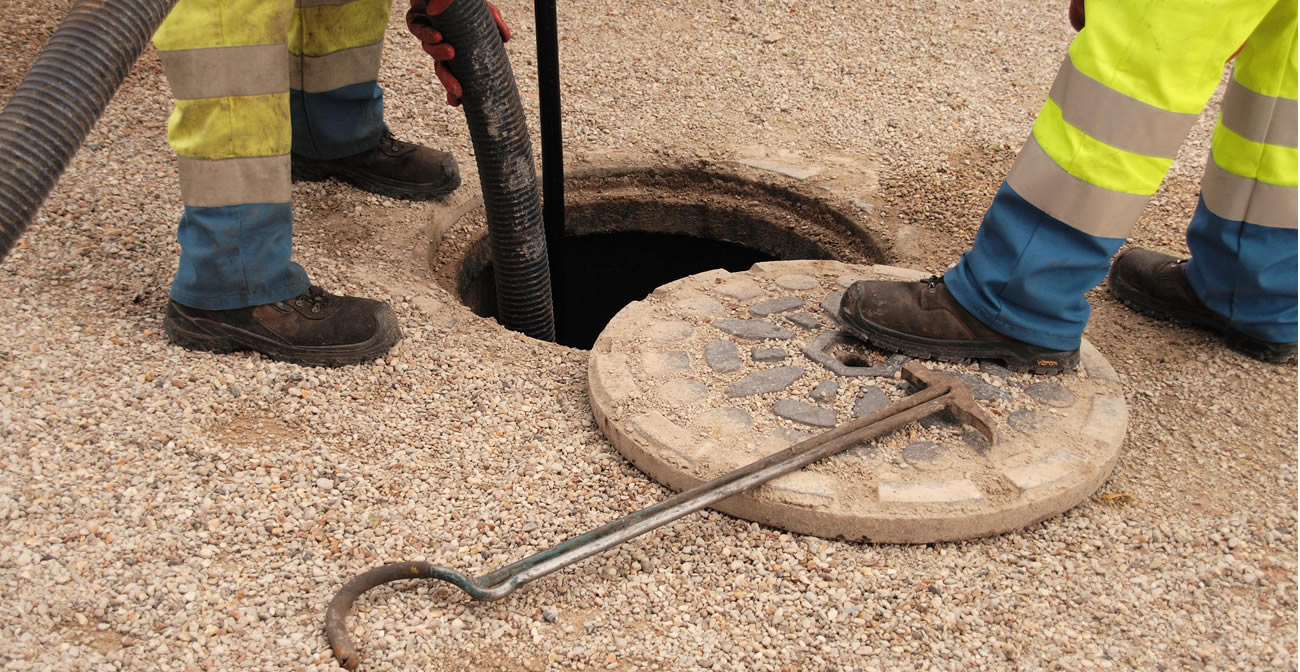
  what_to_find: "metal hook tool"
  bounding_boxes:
[326,361,995,669]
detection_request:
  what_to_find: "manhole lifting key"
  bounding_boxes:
[326,361,996,669]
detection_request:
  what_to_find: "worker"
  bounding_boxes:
[152,0,506,367]
[839,0,1297,374]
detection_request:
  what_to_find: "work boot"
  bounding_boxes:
[163,286,401,367]
[837,276,1080,374]
[291,131,460,201]
[1107,248,1297,363]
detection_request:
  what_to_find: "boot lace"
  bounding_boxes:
[377,130,414,157]
[291,286,333,314]
[923,275,945,293]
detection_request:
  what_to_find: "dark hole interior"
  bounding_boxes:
[466,231,780,349]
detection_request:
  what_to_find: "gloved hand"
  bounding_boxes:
[406,0,512,106]
[1069,0,1084,31]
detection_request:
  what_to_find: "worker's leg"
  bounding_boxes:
[288,0,460,200]
[840,0,1279,372]
[154,0,400,366]
[1181,0,1296,350]
[154,0,305,310]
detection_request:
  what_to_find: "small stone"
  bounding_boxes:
[657,379,708,405]
[952,372,1011,402]
[644,351,690,375]
[750,296,805,317]
[919,410,959,429]
[978,362,1013,378]
[837,274,867,288]
[902,441,951,470]
[648,321,694,342]
[787,312,822,330]
[542,607,559,623]
[852,387,890,417]
[228,384,241,398]
[696,408,753,434]
[772,399,837,427]
[771,426,813,446]
[715,279,764,300]
[1008,409,1043,433]
[705,340,742,373]
[674,296,723,317]
[775,274,818,290]
[727,366,805,398]
[316,478,334,490]
[752,347,788,362]
[820,291,845,319]
[811,381,838,403]
[962,430,992,455]
[1026,382,1077,408]
[712,319,794,340]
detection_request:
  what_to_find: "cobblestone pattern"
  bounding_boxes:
[588,261,1128,543]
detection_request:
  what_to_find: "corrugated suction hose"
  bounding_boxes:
[0,0,178,264]
[428,0,556,342]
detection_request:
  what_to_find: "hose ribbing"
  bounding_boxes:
[0,0,179,263]
[430,0,556,342]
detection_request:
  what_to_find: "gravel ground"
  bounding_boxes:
[0,1,1295,671]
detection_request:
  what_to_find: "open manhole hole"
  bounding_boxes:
[430,167,886,349]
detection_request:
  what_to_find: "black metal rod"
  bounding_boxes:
[534,0,565,313]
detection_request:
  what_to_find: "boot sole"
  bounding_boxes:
[838,317,1079,375]
[1107,269,1296,364]
[164,308,401,368]
[291,161,460,202]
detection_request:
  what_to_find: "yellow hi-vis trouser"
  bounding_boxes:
[152,0,391,310]
[946,0,1298,350]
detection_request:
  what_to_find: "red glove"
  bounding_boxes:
[1069,0,1084,31]
[406,0,511,106]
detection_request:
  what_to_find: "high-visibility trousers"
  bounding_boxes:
[153,0,392,310]
[945,0,1297,351]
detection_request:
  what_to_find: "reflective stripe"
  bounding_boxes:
[1221,77,1299,148]
[154,0,292,51]
[297,0,360,6]
[289,0,390,57]
[1047,56,1198,159]
[1032,99,1172,195]
[1005,136,1149,239]
[168,93,292,159]
[289,43,382,93]
[177,155,291,208]
[1202,159,1298,230]
[159,45,287,100]
[1212,123,1299,187]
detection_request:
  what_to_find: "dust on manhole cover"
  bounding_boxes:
[587,260,1127,543]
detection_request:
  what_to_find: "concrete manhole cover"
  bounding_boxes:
[587,260,1127,543]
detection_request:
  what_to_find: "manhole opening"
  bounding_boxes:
[431,168,885,350]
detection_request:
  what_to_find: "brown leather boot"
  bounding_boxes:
[837,276,1080,374]
[163,286,401,367]
[1107,248,1296,363]
[291,131,460,201]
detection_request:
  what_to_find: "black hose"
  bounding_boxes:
[0,0,179,264]
[431,0,556,342]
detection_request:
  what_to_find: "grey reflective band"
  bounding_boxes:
[1201,159,1298,230]
[1220,76,1299,148]
[178,156,292,208]
[1048,56,1199,160]
[290,43,383,93]
[159,45,288,101]
[1006,136,1149,239]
